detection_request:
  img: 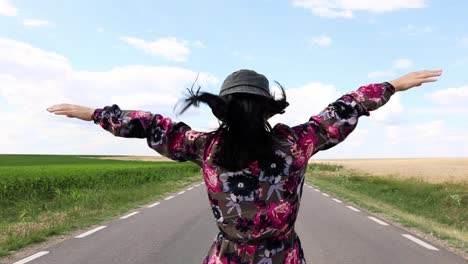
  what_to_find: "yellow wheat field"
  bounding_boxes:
[311,158,468,184]
[95,156,468,184]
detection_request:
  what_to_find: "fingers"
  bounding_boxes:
[50,111,72,116]
[47,103,72,112]
[421,77,438,84]
[416,70,443,78]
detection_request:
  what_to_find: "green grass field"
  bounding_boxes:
[306,163,468,254]
[0,154,202,257]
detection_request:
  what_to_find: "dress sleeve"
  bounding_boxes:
[92,104,207,166]
[291,82,396,159]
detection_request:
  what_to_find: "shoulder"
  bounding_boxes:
[272,123,299,143]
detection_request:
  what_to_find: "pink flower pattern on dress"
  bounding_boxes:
[267,200,293,231]
[204,164,221,193]
[93,82,395,263]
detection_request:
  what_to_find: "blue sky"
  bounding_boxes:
[0,0,467,159]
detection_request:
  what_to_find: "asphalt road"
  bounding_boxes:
[6,182,467,264]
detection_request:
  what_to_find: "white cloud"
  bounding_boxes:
[193,40,205,48]
[269,82,340,126]
[0,37,218,155]
[231,51,255,61]
[383,120,444,145]
[0,0,17,17]
[393,59,413,69]
[269,81,403,127]
[266,81,467,159]
[411,86,468,131]
[22,19,52,27]
[97,27,104,33]
[385,125,401,145]
[311,36,332,47]
[368,58,413,78]
[292,0,427,18]
[457,37,468,48]
[425,86,468,105]
[345,128,369,147]
[315,118,468,159]
[120,36,191,62]
[414,107,468,115]
[368,70,395,78]
[369,93,404,124]
[405,24,433,35]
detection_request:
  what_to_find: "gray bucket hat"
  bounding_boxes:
[219,69,272,98]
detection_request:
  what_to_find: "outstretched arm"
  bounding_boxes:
[47,104,207,166]
[292,69,442,159]
[47,104,152,137]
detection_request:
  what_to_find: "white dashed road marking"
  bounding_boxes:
[147,202,160,208]
[120,212,139,219]
[368,216,389,226]
[75,226,107,238]
[13,251,49,264]
[346,206,361,212]
[402,234,439,251]
[307,184,439,252]
[13,182,206,263]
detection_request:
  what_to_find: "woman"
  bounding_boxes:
[47,69,442,263]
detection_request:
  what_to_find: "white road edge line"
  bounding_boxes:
[120,212,139,219]
[368,216,389,226]
[307,186,313,189]
[75,226,107,238]
[346,206,361,212]
[321,193,330,197]
[164,195,175,201]
[147,202,160,208]
[177,191,186,195]
[13,251,49,264]
[314,189,320,192]
[187,187,194,191]
[402,234,439,251]
[332,198,342,203]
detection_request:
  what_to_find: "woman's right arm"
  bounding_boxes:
[92,104,152,138]
[47,103,208,166]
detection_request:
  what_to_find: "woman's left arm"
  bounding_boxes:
[291,69,442,159]
[291,82,396,159]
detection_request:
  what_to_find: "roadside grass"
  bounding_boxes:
[0,155,202,257]
[306,163,468,254]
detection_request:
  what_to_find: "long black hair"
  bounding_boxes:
[177,82,289,171]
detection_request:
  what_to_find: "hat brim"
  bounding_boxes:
[219,85,272,98]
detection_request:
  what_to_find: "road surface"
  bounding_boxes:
[6,182,467,264]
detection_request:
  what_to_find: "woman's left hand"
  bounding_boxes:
[47,103,95,121]
[389,70,443,92]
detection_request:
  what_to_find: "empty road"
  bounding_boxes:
[6,182,467,264]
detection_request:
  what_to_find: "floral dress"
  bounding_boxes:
[92,82,396,264]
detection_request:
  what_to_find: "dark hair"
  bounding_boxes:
[177,82,289,171]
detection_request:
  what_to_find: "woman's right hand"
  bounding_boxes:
[47,103,95,121]
[389,69,443,92]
